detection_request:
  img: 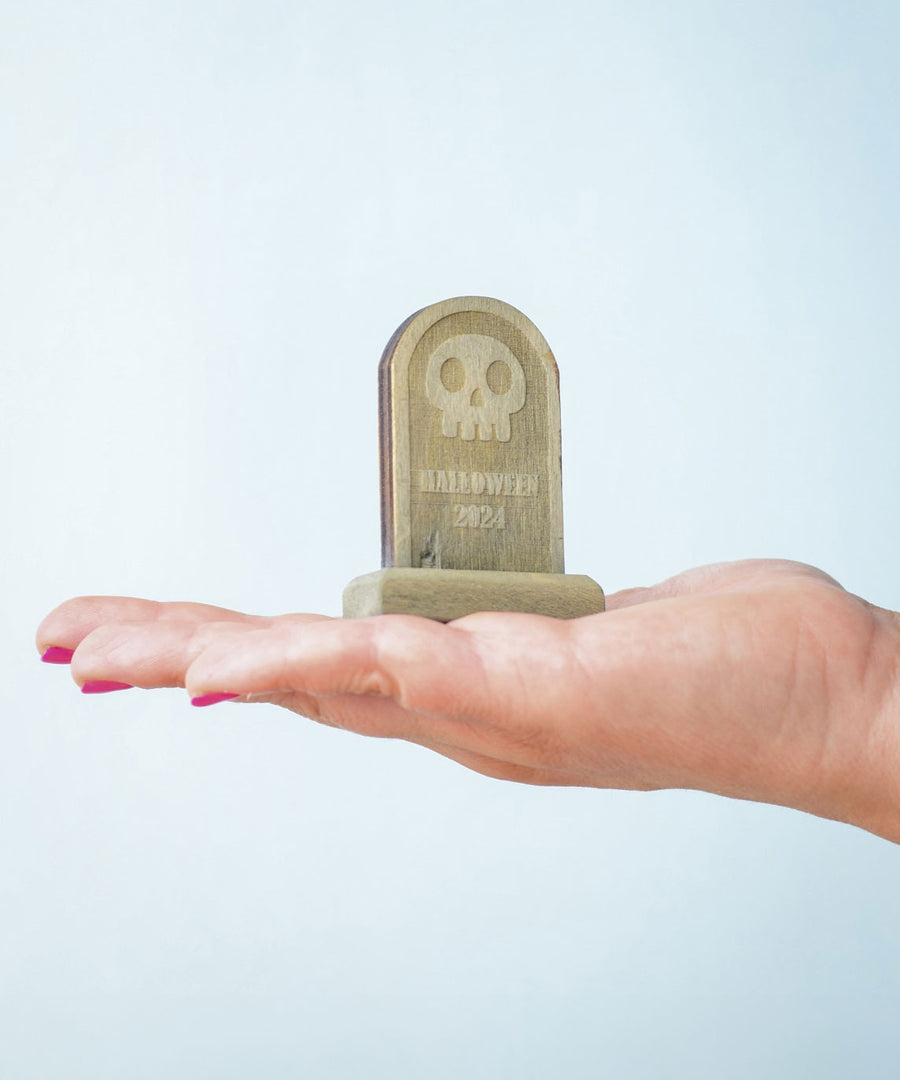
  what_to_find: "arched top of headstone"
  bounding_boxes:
[379,296,564,573]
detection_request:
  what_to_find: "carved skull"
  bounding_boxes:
[425,334,526,442]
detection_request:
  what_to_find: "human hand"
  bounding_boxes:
[36,560,900,842]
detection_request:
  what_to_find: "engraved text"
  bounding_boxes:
[419,469,539,498]
[453,505,507,529]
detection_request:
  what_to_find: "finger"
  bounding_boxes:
[70,614,332,690]
[71,620,256,689]
[182,614,590,758]
[183,615,497,717]
[36,596,270,657]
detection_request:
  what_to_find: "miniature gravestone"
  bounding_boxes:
[343,296,605,621]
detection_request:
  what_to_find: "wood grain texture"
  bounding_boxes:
[343,569,605,621]
[343,296,605,622]
[379,296,564,573]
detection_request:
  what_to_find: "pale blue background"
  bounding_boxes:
[2,1,899,1076]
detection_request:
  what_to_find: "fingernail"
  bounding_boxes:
[42,646,74,664]
[191,692,240,707]
[81,681,133,694]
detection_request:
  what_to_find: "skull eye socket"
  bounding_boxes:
[485,360,511,395]
[440,357,466,392]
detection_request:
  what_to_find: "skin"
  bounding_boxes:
[36,559,900,842]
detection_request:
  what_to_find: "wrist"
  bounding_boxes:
[831,603,900,843]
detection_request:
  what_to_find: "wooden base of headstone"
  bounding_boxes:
[343,568,605,622]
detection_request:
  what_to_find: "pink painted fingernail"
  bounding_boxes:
[42,646,74,664]
[81,681,133,694]
[191,692,240,707]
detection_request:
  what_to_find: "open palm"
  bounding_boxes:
[37,559,900,842]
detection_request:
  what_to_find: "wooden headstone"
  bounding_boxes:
[343,297,605,620]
